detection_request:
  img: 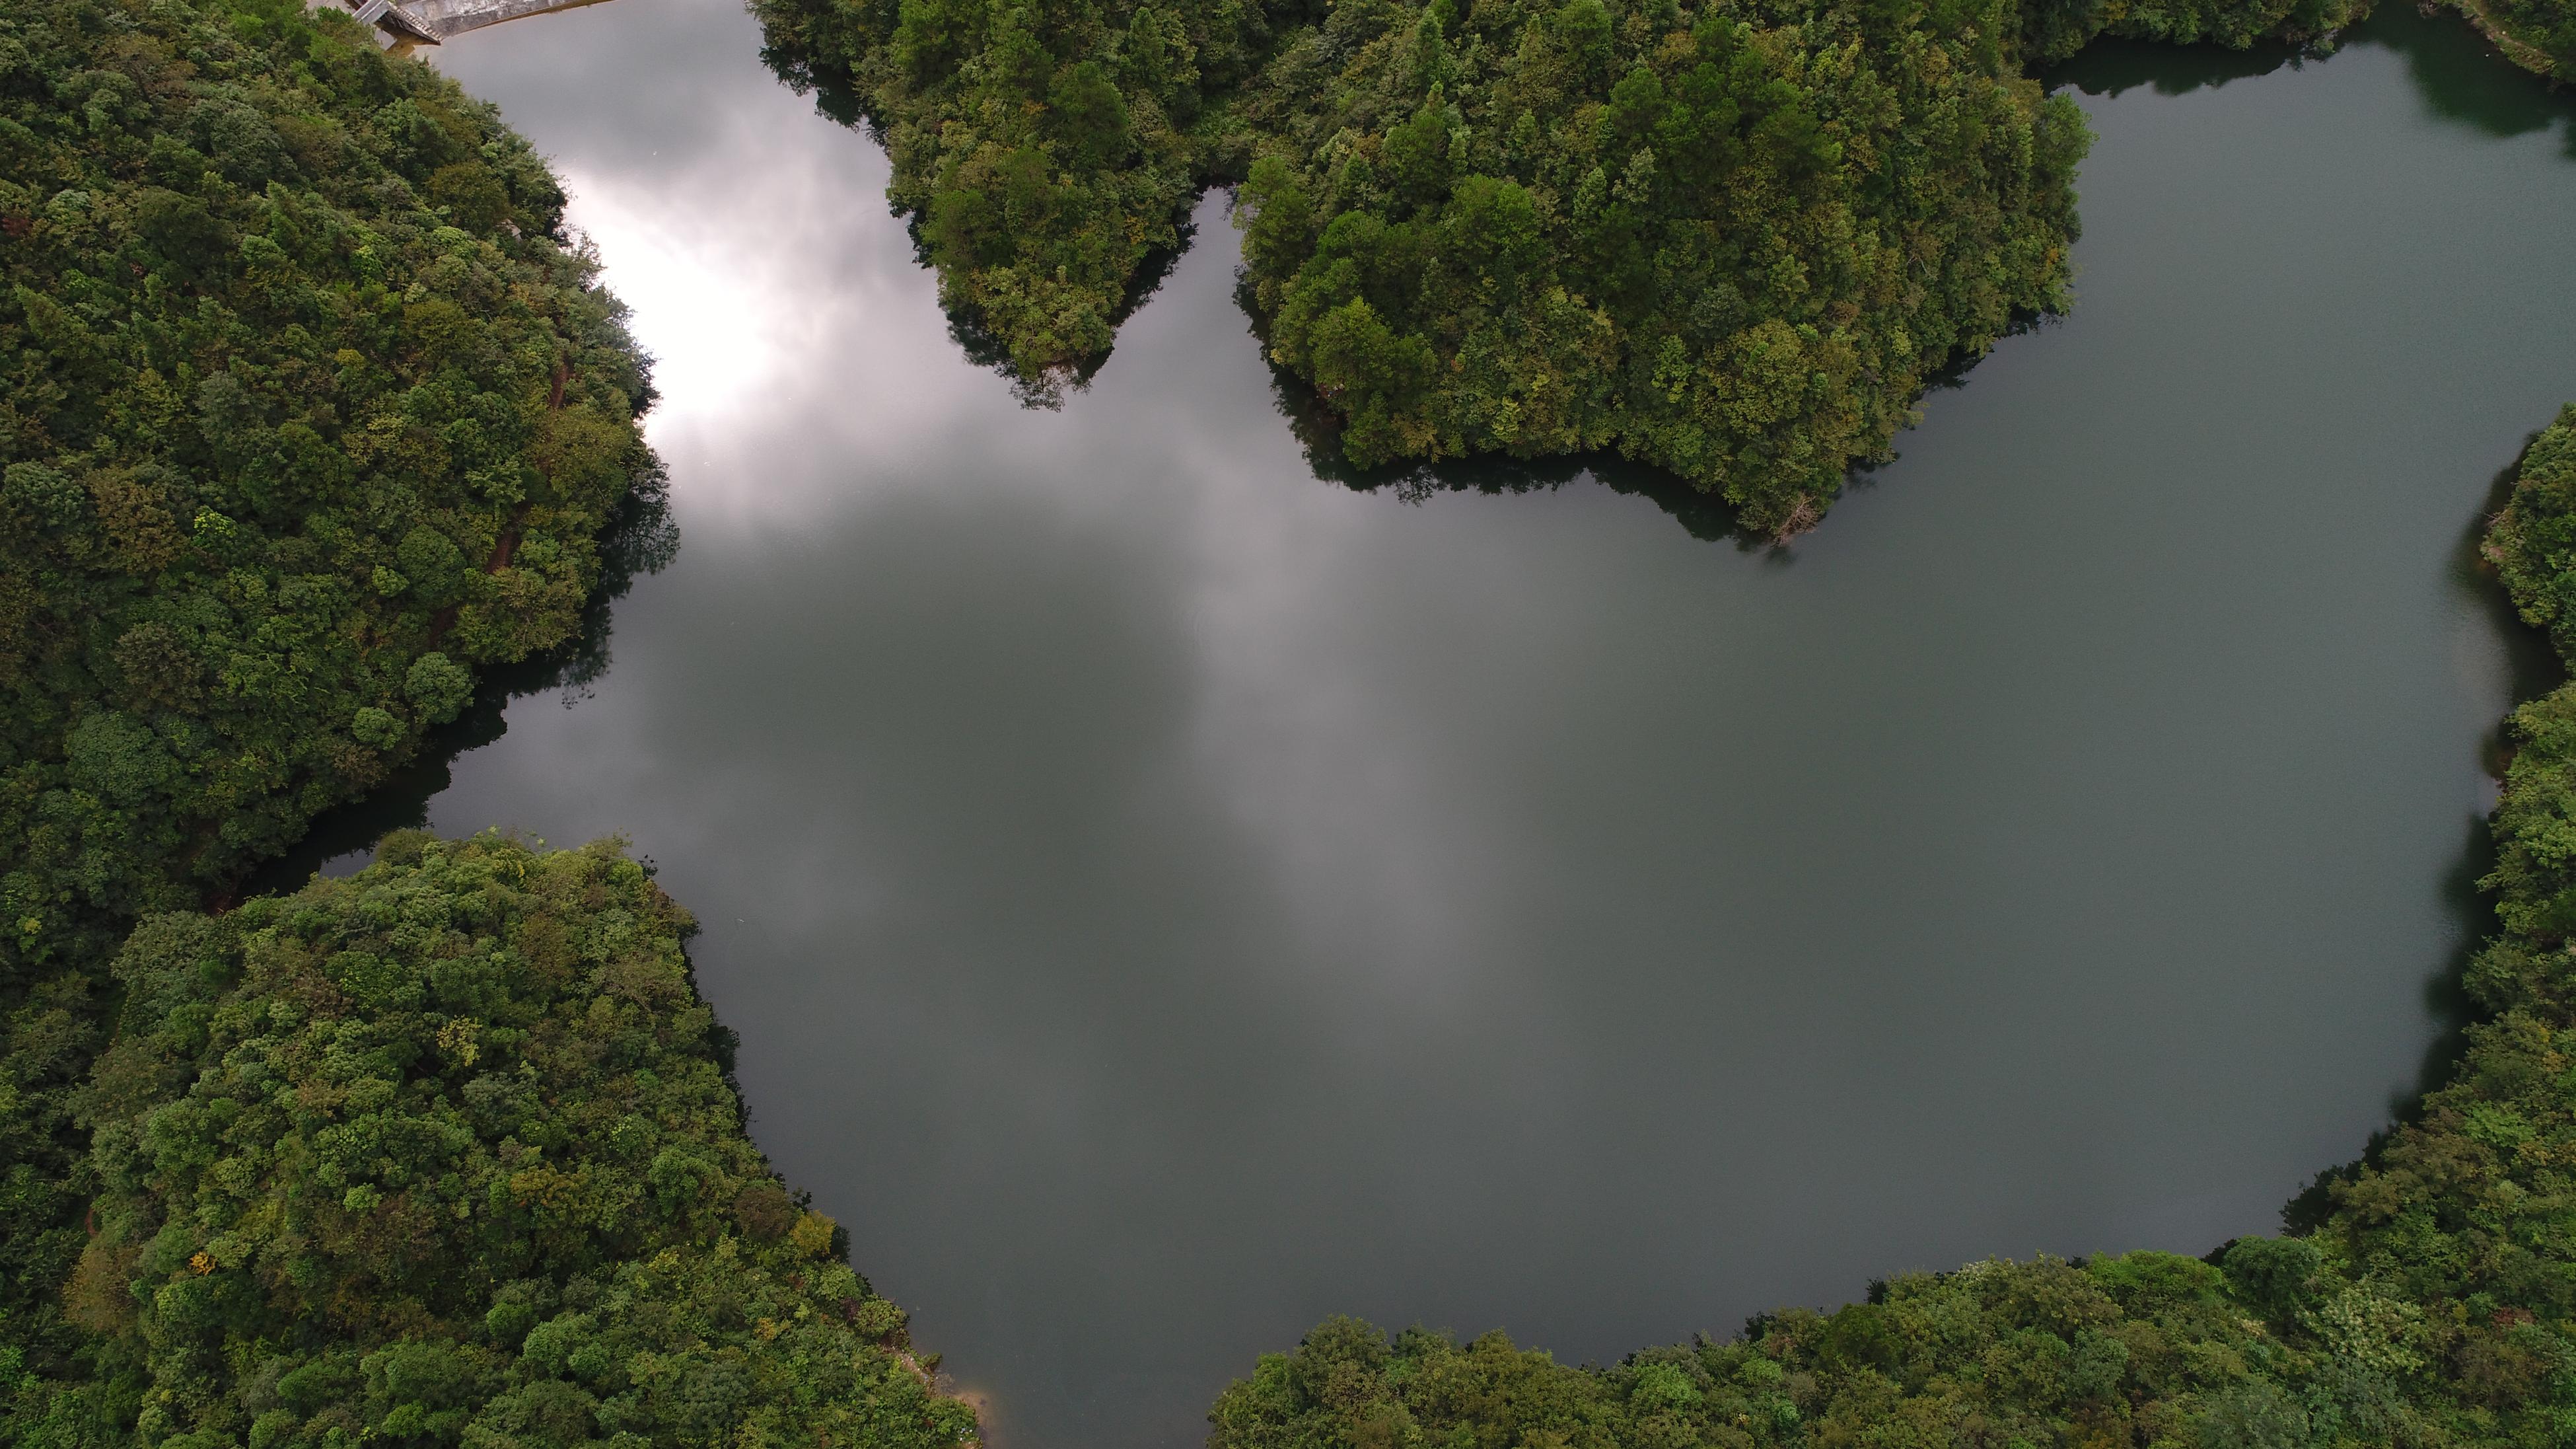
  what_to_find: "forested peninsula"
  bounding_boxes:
[50,832,978,1446]
[0,0,964,1440]
[750,0,2380,531]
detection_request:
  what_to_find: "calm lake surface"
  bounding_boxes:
[373,5,2576,1442]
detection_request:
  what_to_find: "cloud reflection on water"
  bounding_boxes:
[407,5,2576,1444]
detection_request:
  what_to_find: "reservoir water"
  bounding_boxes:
[336,5,2576,1442]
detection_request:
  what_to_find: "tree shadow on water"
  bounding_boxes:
[236,461,681,895]
[2409,450,2565,1101]
[1273,392,1771,552]
[2351,3,2576,152]
[1326,442,1766,550]
[2286,441,2566,1229]
[2042,30,2314,98]
[2046,3,2576,153]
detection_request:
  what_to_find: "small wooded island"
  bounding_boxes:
[1,0,2573,1440]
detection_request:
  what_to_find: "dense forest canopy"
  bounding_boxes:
[1209,1251,2401,1448]
[0,0,658,977]
[1221,0,2097,533]
[1208,405,2576,1447]
[20,833,978,1445]
[0,0,680,1432]
[752,0,2369,531]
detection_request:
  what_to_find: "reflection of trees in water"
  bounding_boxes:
[238,461,681,894]
[2421,449,2565,1095]
[2048,10,2575,1202]
[2042,28,2312,95]
[1295,414,1763,547]
[2283,430,2572,1230]
[2046,3,2575,154]
[2360,3,2576,151]
[1377,451,1754,545]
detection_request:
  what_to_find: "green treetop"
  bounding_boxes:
[43,833,978,1447]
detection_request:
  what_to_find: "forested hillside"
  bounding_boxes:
[0,0,656,981]
[28,832,978,1446]
[0,0,672,1427]
[753,0,2363,531]
[1209,406,2576,1447]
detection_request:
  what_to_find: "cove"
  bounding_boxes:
[293,3,2576,1442]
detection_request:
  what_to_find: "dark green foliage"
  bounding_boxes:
[0,971,108,1436]
[756,0,1281,381]
[1210,1251,2434,1447]
[2019,0,2366,65]
[0,0,660,1425]
[754,0,2365,532]
[50,833,976,1446]
[1210,403,2576,1447]
[1230,0,2097,533]
[2487,406,2576,667]
[0,0,658,981]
